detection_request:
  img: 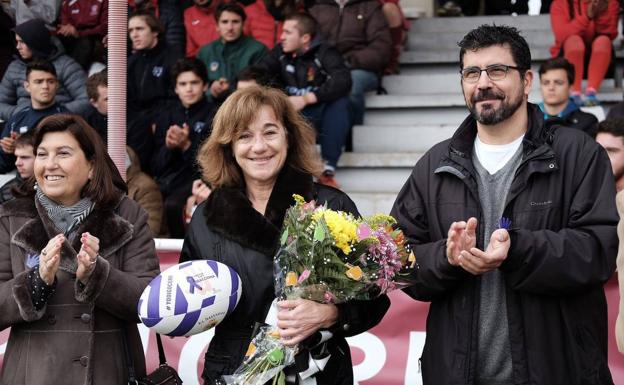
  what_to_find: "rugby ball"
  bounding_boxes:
[138,260,242,336]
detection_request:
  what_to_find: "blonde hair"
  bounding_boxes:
[198,86,323,188]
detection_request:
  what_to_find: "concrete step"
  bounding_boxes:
[382,72,623,95]
[342,191,401,217]
[364,106,468,126]
[351,125,456,153]
[407,30,554,51]
[336,167,412,193]
[365,90,623,109]
[337,152,422,167]
[399,47,552,65]
[409,14,551,33]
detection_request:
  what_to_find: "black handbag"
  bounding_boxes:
[123,328,183,385]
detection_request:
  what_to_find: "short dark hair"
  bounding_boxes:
[539,57,574,85]
[236,65,271,87]
[26,59,56,79]
[285,13,317,39]
[597,119,624,139]
[171,58,208,84]
[215,3,246,23]
[458,24,531,74]
[19,114,128,206]
[86,70,107,101]
[129,11,164,37]
[14,130,35,149]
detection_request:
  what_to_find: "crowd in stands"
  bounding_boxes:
[0,0,623,241]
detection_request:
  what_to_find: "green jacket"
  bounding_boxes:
[197,36,267,101]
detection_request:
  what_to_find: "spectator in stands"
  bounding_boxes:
[595,119,624,192]
[549,0,619,106]
[538,57,597,135]
[56,0,108,71]
[379,0,410,74]
[236,65,271,89]
[8,0,61,29]
[127,11,180,171]
[0,7,15,80]
[197,3,267,102]
[0,131,34,204]
[184,0,221,57]
[308,0,391,126]
[129,0,186,58]
[84,70,108,141]
[607,101,624,119]
[392,24,617,384]
[127,146,164,237]
[244,0,296,50]
[260,13,351,188]
[183,178,211,226]
[0,18,89,121]
[151,58,214,238]
[1,60,67,173]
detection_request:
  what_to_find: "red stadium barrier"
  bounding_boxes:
[1,251,623,384]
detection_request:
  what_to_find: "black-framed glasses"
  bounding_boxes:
[460,64,522,83]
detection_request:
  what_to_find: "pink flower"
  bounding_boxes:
[357,223,373,241]
[298,269,311,284]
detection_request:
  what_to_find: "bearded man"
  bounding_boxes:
[391,24,618,385]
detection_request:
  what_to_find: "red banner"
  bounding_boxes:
[1,251,623,384]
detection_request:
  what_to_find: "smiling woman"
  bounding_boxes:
[181,86,390,385]
[0,114,160,385]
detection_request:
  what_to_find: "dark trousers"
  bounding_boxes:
[301,96,350,169]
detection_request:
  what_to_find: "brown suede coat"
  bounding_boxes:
[0,193,160,385]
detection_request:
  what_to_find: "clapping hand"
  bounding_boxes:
[76,232,100,284]
[457,228,510,275]
[446,218,478,266]
[39,234,65,285]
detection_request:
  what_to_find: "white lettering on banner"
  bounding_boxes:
[347,332,386,384]
[0,342,5,355]
[178,329,215,385]
[404,332,426,385]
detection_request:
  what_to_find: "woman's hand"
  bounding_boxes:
[276,299,338,347]
[76,232,100,285]
[39,234,65,285]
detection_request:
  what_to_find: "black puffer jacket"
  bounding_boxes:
[180,166,390,385]
[391,103,618,385]
[260,39,352,103]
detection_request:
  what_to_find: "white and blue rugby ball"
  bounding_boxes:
[138,260,242,336]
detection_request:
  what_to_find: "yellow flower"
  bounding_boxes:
[313,209,358,254]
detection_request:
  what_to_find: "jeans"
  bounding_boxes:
[349,69,379,125]
[302,96,350,169]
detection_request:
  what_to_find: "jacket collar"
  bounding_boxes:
[447,103,551,161]
[202,165,315,255]
[6,193,134,273]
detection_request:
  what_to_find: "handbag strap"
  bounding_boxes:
[122,326,139,385]
[155,333,168,366]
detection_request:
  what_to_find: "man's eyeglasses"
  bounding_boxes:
[460,64,523,83]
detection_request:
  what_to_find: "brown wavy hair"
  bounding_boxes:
[197,86,322,188]
[16,114,127,207]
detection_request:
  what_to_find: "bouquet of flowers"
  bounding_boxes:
[225,195,416,384]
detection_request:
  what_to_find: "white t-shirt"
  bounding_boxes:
[473,134,524,174]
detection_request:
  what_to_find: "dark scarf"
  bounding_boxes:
[202,165,315,255]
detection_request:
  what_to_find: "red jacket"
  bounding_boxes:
[184,4,221,57]
[244,0,283,50]
[549,0,619,56]
[60,0,108,36]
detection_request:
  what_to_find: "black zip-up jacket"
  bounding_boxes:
[391,103,618,385]
[180,166,390,385]
[259,39,352,103]
[151,97,215,196]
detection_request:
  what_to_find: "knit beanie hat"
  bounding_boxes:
[14,19,55,59]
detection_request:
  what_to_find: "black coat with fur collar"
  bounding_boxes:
[180,167,390,384]
[0,193,160,385]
